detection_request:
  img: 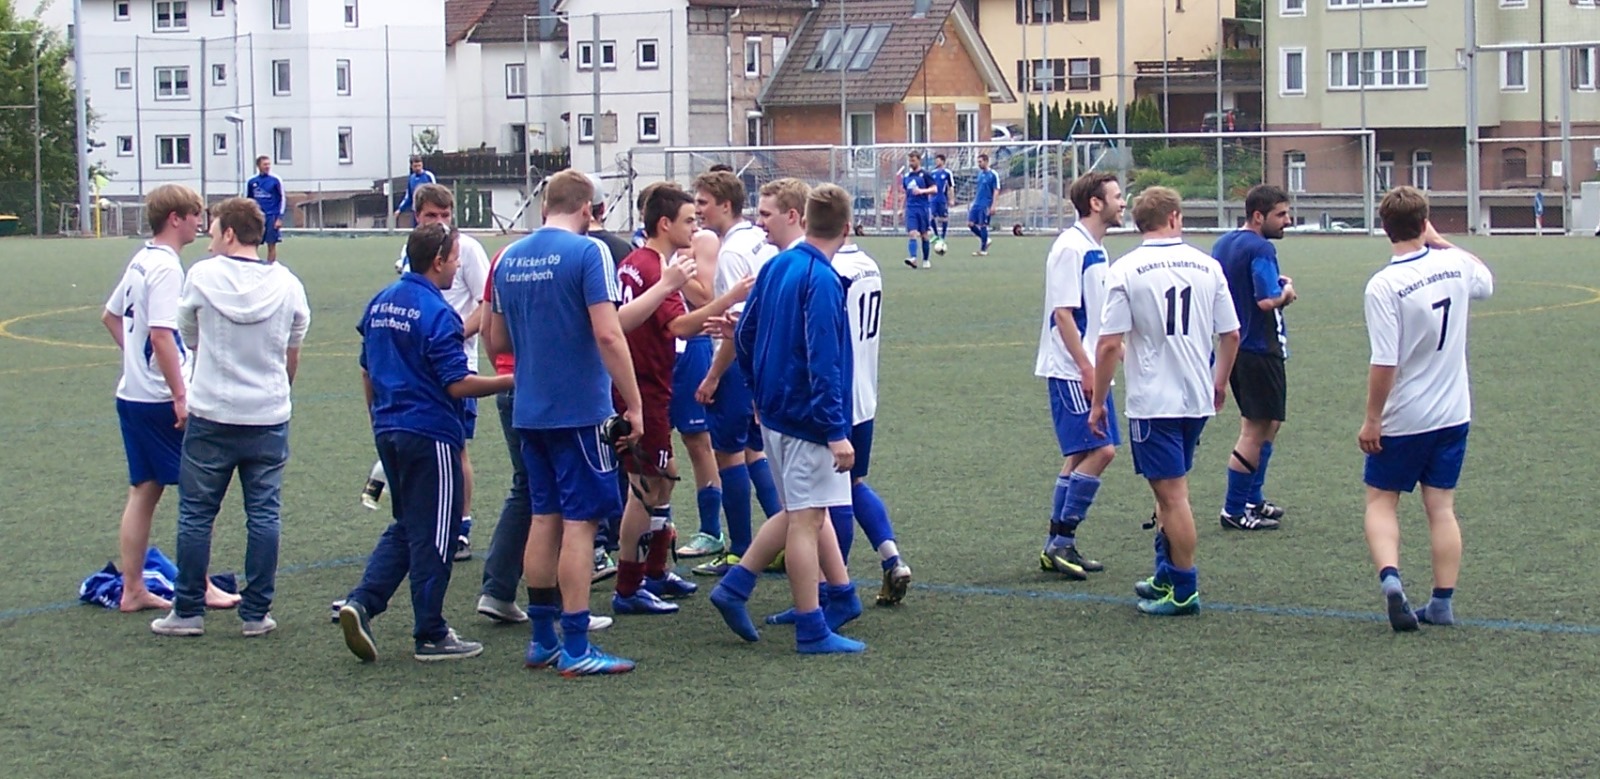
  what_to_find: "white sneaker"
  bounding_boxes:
[242,613,278,637]
[589,615,614,632]
[920,259,932,269]
[903,257,918,269]
[476,594,528,624]
[150,610,205,636]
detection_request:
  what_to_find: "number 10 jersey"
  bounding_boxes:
[834,244,882,425]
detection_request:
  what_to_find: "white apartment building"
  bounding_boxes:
[447,3,570,155]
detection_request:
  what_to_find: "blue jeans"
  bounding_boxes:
[174,416,290,621]
[480,389,530,602]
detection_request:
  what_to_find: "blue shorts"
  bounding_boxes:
[931,198,949,219]
[518,425,624,521]
[1049,378,1121,457]
[849,420,874,481]
[462,396,478,440]
[708,361,760,453]
[670,335,713,433]
[968,203,992,226]
[262,223,282,245]
[1129,417,1207,482]
[117,398,184,486]
[1364,422,1469,493]
[906,209,931,235]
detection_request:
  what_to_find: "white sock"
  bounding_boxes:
[368,460,386,484]
[877,540,900,562]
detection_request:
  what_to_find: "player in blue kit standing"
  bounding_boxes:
[929,154,954,243]
[902,151,937,269]
[968,153,1000,256]
[245,156,285,263]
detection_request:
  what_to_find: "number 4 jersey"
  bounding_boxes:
[834,244,881,425]
[1100,238,1240,419]
[1363,245,1494,436]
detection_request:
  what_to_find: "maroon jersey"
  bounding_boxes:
[616,246,685,399]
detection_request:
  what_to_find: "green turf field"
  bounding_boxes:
[3,231,1599,777]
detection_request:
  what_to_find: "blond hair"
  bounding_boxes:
[145,184,204,236]
[544,169,593,216]
[804,184,852,241]
[1132,186,1182,234]
[759,177,811,217]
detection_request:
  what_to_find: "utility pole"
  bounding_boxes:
[72,0,92,234]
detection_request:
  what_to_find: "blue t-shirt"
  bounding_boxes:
[902,170,932,212]
[1212,228,1288,357]
[973,169,999,207]
[359,272,471,447]
[493,226,622,430]
[929,168,953,203]
[245,174,284,220]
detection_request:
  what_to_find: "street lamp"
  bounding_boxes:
[224,112,246,196]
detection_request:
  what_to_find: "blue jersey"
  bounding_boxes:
[1212,229,1288,357]
[735,241,852,446]
[396,170,438,213]
[902,170,933,212]
[973,169,999,207]
[245,174,284,220]
[492,226,622,430]
[359,273,471,447]
[929,168,953,203]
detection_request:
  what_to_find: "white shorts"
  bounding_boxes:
[760,428,851,512]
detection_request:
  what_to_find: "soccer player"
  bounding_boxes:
[710,183,866,655]
[690,170,785,577]
[968,153,999,256]
[1035,173,1125,580]
[245,156,285,263]
[584,175,635,580]
[1213,184,1296,532]
[101,184,211,613]
[1089,186,1240,617]
[1359,187,1493,632]
[337,223,510,662]
[394,155,437,228]
[929,153,954,242]
[485,169,644,676]
[151,197,311,638]
[902,151,937,269]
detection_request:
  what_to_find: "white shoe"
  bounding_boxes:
[242,613,278,637]
[476,595,529,624]
[151,610,205,636]
[903,257,918,269]
[589,615,614,632]
[920,259,932,269]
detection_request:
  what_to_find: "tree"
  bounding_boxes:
[0,0,83,234]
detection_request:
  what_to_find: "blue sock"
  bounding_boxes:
[793,607,830,644]
[696,485,723,537]
[1224,467,1253,516]
[979,226,989,250]
[720,564,758,601]
[559,610,590,657]
[1153,530,1170,575]
[1167,565,1198,601]
[720,463,752,557]
[823,583,862,630]
[829,504,855,565]
[851,481,894,548]
[968,225,981,239]
[1060,472,1102,536]
[921,238,930,261]
[1250,442,1273,505]
[1433,587,1454,600]
[1421,587,1455,624]
[459,516,472,538]
[527,604,559,648]
[1048,476,1071,547]
[1379,567,1403,596]
[939,221,949,240]
[907,237,917,259]
[747,457,782,518]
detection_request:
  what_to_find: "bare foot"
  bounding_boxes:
[205,583,241,610]
[119,589,172,613]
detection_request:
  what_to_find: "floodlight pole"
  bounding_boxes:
[1214,0,1224,227]
[72,0,92,235]
[1464,4,1480,233]
[838,0,846,148]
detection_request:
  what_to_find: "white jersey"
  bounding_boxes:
[1100,238,1240,419]
[399,233,491,372]
[833,244,881,425]
[715,220,778,312]
[1363,246,1494,436]
[1035,221,1110,381]
[104,243,190,402]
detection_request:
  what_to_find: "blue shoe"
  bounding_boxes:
[1136,591,1201,616]
[1387,591,1419,632]
[524,640,560,669]
[764,608,798,625]
[824,588,863,631]
[796,631,867,655]
[643,571,698,600]
[709,583,760,642]
[612,589,680,615]
[557,645,636,677]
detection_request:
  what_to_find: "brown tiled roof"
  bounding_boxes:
[469,0,565,44]
[760,0,974,107]
[446,0,495,46]
[687,0,817,8]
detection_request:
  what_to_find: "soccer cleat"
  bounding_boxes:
[920,259,932,269]
[1039,545,1088,581]
[675,532,725,559]
[1133,577,1172,601]
[612,588,680,615]
[1136,591,1201,616]
[339,601,378,662]
[797,632,867,655]
[413,629,484,661]
[1062,545,1103,573]
[1247,501,1286,521]
[588,614,614,632]
[453,534,472,562]
[592,549,618,583]
[643,571,698,600]
[150,610,205,637]
[360,479,384,510]
[765,550,787,573]
[476,595,528,624]
[1220,510,1280,531]
[1387,591,1420,632]
[524,640,560,669]
[877,563,912,606]
[241,613,277,637]
[557,645,636,677]
[691,554,740,577]
[971,250,988,257]
[904,257,918,269]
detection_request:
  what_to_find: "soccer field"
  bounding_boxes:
[2,232,1599,777]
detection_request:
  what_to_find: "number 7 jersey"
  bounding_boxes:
[833,243,882,425]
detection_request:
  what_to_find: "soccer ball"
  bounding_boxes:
[394,256,405,275]
[932,237,947,256]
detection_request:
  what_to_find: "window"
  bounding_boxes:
[576,40,617,71]
[577,114,595,143]
[746,115,762,146]
[114,1,131,21]
[336,59,351,95]
[1499,0,1526,6]
[638,113,660,143]
[638,39,659,70]
[826,26,868,70]
[505,63,525,98]
[273,127,292,164]
[154,1,188,31]
[1067,0,1100,21]
[1015,0,1064,23]
[1281,0,1306,14]
[1576,47,1597,91]
[1501,49,1527,91]
[906,111,929,144]
[344,0,358,26]
[116,135,134,157]
[337,127,354,164]
[1411,149,1432,189]
[211,0,225,15]
[212,63,227,85]
[272,0,290,29]
[1017,58,1065,91]
[1327,0,1427,7]
[1376,150,1394,191]
[1501,147,1527,181]
[1067,57,1101,91]
[272,59,290,95]
[1328,48,1427,89]
[773,36,788,68]
[848,112,875,168]
[806,25,891,72]
[115,67,133,89]
[212,132,228,155]
[154,66,190,100]
[805,28,841,70]
[1285,151,1306,193]
[957,111,979,143]
[848,25,891,71]
[1281,48,1305,94]
[156,134,191,167]
[509,123,527,154]
[745,37,761,78]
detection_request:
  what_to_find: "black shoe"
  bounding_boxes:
[339,601,377,662]
[1246,500,1286,521]
[1220,510,1280,531]
[1386,591,1419,632]
[1059,544,1103,572]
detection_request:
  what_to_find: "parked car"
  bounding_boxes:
[1201,109,1259,133]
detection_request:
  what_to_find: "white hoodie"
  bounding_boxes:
[178,256,311,426]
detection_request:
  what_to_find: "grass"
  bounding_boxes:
[2,230,1600,778]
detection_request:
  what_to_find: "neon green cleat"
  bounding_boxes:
[1136,591,1200,616]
